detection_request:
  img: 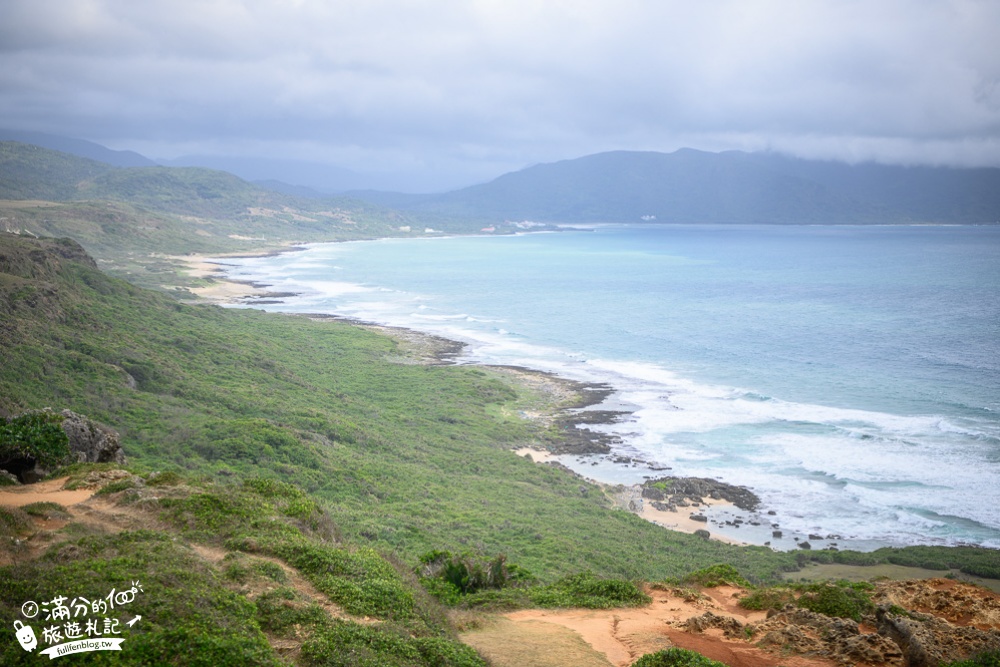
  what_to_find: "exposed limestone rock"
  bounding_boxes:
[756,623,823,655]
[874,578,1000,629]
[60,409,125,465]
[877,605,1000,667]
[750,607,903,666]
[641,475,761,511]
[682,611,745,639]
[1,409,125,483]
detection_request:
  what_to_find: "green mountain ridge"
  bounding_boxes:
[0,128,157,168]
[0,140,380,224]
[0,141,507,291]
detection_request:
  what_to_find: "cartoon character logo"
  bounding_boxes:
[14,620,37,652]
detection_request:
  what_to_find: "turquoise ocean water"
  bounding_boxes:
[216,225,1000,550]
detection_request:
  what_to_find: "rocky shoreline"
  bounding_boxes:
[642,476,761,514]
[172,250,858,552]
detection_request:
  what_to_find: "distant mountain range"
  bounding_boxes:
[354,149,1000,224]
[0,129,157,168]
[2,129,998,224]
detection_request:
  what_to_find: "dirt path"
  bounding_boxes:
[463,585,837,667]
[0,476,95,507]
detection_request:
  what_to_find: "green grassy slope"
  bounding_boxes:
[0,473,488,666]
[0,232,799,583]
[0,141,515,292]
[0,142,112,201]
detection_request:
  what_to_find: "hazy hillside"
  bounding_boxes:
[0,141,113,201]
[0,128,156,168]
[0,141,501,291]
[0,140,343,221]
[358,149,1000,224]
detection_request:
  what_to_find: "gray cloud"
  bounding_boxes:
[1,0,998,190]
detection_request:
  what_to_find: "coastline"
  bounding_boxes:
[170,247,970,554]
[169,246,749,545]
[166,247,307,303]
[513,447,747,546]
[172,250,769,546]
[172,250,812,549]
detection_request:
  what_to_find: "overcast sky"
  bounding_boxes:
[1,0,999,191]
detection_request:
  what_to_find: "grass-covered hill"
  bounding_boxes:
[0,141,501,277]
[0,231,805,664]
[0,140,372,225]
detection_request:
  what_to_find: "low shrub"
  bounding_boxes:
[0,506,32,537]
[529,572,650,609]
[0,411,70,471]
[276,542,417,622]
[421,556,649,611]
[737,587,795,611]
[300,619,486,667]
[418,550,532,595]
[683,563,750,588]
[255,587,328,636]
[20,501,69,520]
[146,470,183,486]
[95,477,138,495]
[633,647,727,666]
[795,581,874,622]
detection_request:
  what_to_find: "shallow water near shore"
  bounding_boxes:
[214,224,1000,551]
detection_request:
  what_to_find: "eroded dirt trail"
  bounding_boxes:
[0,476,95,507]
[463,585,837,667]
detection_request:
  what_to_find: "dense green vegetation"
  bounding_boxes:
[0,232,806,584]
[0,411,71,470]
[0,140,387,228]
[945,650,1000,667]
[417,550,651,610]
[793,545,1000,580]
[738,579,876,621]
[1,135,998,664]
[632,648,728,667]
[0,472,484,666]
[0,142,514,293]
[679,563,750,588]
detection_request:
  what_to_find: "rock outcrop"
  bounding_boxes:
[876,603,1000,667]
[59,409,125,465]
[673,580,1000,667]
[1,409,125,483]
[642,475,761,511]
[750,606,904,666]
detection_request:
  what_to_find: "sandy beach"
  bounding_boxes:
[167,249,302,303]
